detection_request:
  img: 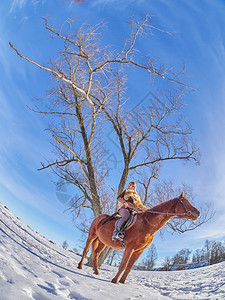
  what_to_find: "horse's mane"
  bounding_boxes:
[147,198,177,213]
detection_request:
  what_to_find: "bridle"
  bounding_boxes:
[178,197,193,217]
[147,197,193,217]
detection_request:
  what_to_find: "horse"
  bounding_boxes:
[77,192,200,284]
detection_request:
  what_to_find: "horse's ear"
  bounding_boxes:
[179,192,184,198]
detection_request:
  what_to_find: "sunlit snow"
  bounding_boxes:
[0,202,224,299]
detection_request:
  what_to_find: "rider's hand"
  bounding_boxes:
[123,202,129,208]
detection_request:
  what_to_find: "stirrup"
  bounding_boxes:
[112,231,124,241]
[112,236,125,248]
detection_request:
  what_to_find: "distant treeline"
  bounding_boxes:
[161,239,225,271]
[133,239,225,271]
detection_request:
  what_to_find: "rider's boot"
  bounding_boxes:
[112,218,125,241]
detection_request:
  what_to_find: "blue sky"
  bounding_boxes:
[1,0,225,265]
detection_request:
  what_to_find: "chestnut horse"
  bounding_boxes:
[78,192,200,284]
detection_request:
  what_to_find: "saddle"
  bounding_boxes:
[102,210,136,228]
[116,211,136,231]
[102,211,136,248]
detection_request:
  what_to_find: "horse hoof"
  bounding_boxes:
[119,279,125,284]
[94,270,99,275]
[111,278,118,284]
[77,264,82,269]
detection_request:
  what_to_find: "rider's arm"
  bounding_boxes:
[117,191,132,208]
[118,197,129,207]
[117,191,125,203]
[118,197,125,204]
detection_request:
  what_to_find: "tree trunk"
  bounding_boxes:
[98,247,113,267]
[108,249,117,266]
[86,255,93,267]
[85,247,112,268]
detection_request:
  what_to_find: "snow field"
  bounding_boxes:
[0,202,224,300]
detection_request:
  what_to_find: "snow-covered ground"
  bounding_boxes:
[0,202,224,300]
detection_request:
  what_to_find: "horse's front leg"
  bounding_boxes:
[111,247,134,284]
[119,249,144,284]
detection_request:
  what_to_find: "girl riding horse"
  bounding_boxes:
[112,182,147,241]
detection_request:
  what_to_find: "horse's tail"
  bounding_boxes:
[78,214,107,269]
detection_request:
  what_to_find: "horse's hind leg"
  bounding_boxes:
[78,235,97,270]
[92,239,106,275]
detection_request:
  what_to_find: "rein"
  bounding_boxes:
[147,198,192,217]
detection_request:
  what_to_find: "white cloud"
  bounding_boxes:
[9,0,46,13]
[10,0,27,12]
[193,216,225,241]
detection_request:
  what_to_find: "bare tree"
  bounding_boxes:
[137,179,215,234]
[9,14,212,265]
[142,243,158,270]
[62,240,69,250]
[162,256,173,271]
[106,249,123,266]
[172,248,192,265]
[192,248,205,263]
[195,239,225,265]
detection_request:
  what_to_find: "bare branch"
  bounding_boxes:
[38,159,76,171]
[9,14,212,249]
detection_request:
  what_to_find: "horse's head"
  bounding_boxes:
[175,192,200,220]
